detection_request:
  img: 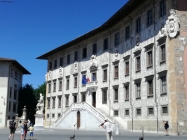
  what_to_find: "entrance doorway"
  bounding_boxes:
[77,111,80,129]
[92,92,96,107]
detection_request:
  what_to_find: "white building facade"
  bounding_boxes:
[0,57,30,128]
[37,0,187,134]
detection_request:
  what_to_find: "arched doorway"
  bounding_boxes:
[77,111,80,129]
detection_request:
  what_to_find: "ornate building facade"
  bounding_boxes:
[37,0,187,134]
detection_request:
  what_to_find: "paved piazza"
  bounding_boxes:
[1,128,187,140]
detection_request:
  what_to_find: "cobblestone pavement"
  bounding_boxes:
[1,128,187,140]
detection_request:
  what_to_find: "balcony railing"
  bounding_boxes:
[86,81,98,92]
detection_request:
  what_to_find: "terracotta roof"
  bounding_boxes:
[37,0,146,60]
[0,57,31,74]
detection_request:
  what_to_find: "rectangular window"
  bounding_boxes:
[147,10,153,26]
[9,87,12,98]
[162,106,168,115]
[58,97,61,108]
[103,69,107,82]
[9,101,11,112]
[58,113,61,118]
[14,89,17,100]
[48,83,51,93]
[126,26,130,39]
[47,114,49,118]
[103,38,108,50]
[13,103,16,113]
[136,18,141,33]
[59,80,62,91]
[49,61,52,70]
[147,51,153,67]
[148,107,154,115]
[136,108,141,116]
[136,56,141,71]
[125,109,129,116]
[52,114,55,118]
[54,59,57,69]
[74,77,77,88]
[160,0,166,17]
[82,47,87,58]
[74,51,78,62]
[148,80,153,96]
[52,98,55,108]
[136,83,141,98]
[65,95,69,107]
[114,65,119,79]
[73,94,77,103]
[125,85,129,100]
[114,32,120,46]
[125,61,129,75]
[114,110,119,116]
[161,75,167,94]
[102,90,107,104]
[81,93,86,102]
[160,44,166,62]
[114,88,118,102]
[47,98,50,109]
[92,43,97,55]
[92,72,97,81]
[10,68,13,77]
[60,57,63,67]
[66,78,69,90]
[53,81,56,92]
[67,54,70,64]
[15,71,17,80]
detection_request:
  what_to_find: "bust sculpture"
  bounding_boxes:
[36,93,44,114]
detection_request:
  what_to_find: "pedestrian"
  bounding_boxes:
[20,123,24,140]
[8,118,16,140]
[28,124,34,140]
[100,118,113,140]
[164,121,169,136]
[23,121,28,139]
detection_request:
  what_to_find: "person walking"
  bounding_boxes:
[28,124,34,140]
[20,123,24,140]
[164,121,169,136]
[23,121,28,139]
[8,118,16,140]
[100,118,113,140]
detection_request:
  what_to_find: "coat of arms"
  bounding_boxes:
[90,55,98,70]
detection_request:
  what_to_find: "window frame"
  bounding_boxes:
[103,38,108,51]
[147,9,153,26]
[59,80,62,91]
[147,50,153,68]
[125,26,130,40]
[160,44,166,63]
[60,57,63,67]
[114,32,120,46]
[58,96,61,108]
[114,110,119,116]
[159,0,166,17]
[65,95,69,107]
[53,81,56,92]
[67,54,70,64]
[136,108,141,116]
[74,76,77,88]
[114,65,119,79]
[125,109,130,116]
[92,43,97,55]
[161,105,168,115]
[125,85,129,101]
[136,55,141,72]
[136,82,141,99]
[125,61,129,76]
[147,79,153,96]
[66,78,70,90]
[103,69,107,82]
[82,47,87,59]
[54,59,57,69]
[136,17,141,33]
[114,87,119,102]
[52,97,55,109]
[102,89,107,104]
[161,75,167,95]
[74,51,78,62]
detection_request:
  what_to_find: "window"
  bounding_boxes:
[49,61,52,70]
[147,51,153,67]
[48,83,51,93]
[148,80,153,96]
[54,59,57,69]
[47,98,50,109]
[81,93,86,102]
[126,26,130,39]
[47,114,49,118]
[136,108,141,116]
[15,71,17,80]
[74,51,78,62]
[9,101,11,112]
[114,110,119,116]
[10,68,13,77]
[74,77,77,88]
[125,61,129,75]
[160,44,166,62]
[14,89,17,100]
[148,107,154,115]
[114,88,118,102]
[52,97,55,108]
[114,32,120,46]
[58,96,61,108]
[114,65,119,79]
[147,10,153,26]
[103,69,107,82]
[136,83,141,98]
[67,54,70,64]
[161,75,167,94]
[92,43,97,55]
[65,95,69,107]
[162,106,168,115]
[13,103,16,113]
[102,89,107,104]
[92,72,97,81]
[73,94,77,103]
[125,109,129,116]
[82,47,87,58]
[136,18,141,33]
[60,57,63,67]
[53,81,56,92]
[66,78,69,90]
[136,56,141,71]
[125,85,129,100]
[103,38,108,50]
[59,80,62,91]
[9,87,12,98]
[52,114,55,118]
[58,113,61,118]
[160,0,166,17]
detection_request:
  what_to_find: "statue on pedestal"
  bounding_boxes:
[36,93,44,114]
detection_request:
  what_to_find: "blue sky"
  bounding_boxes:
[0,0,127,88]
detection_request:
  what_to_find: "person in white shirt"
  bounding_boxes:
[101,118,113,140]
